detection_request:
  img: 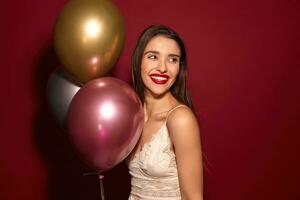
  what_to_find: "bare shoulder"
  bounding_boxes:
[166,105,203,198]
[166,106,200,142]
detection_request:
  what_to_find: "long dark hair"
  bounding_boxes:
[132,24,194,110]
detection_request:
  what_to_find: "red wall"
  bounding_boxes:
[1,0,299,199]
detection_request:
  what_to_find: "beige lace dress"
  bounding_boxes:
[128,105,186,200]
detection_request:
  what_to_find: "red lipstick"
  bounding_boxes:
[150,73,169,84]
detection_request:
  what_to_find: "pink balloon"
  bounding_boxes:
[67,77,144,172]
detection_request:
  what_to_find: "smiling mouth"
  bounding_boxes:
[150,74,169,84]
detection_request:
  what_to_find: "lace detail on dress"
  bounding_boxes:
[128,105,187,200]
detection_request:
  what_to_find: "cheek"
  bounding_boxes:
[140,59,154,77]
[170,65,180,79]
[140,62,150,84]
[140,63,147,78]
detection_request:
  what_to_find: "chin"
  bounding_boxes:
[145,88,171,99]
[143,78,175,98]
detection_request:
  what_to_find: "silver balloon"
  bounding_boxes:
[47,68,81,127]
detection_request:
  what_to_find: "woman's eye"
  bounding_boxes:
[169,57,178,63]
[147,54,157,59]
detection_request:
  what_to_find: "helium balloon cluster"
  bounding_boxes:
[46,0,143,172]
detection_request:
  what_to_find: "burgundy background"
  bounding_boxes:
[1,0,299,199]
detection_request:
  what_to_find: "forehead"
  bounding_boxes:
[144,35,180,55]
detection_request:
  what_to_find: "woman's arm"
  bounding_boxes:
[167,107,203,200]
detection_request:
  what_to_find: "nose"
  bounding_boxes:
[157,59,167,73]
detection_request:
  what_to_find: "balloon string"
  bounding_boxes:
[82,172,105,200]
[82,172,99,176]
[99,173,105,200]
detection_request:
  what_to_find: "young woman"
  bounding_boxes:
[128,24,203,200]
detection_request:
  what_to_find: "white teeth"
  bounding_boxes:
[151,76,168,81]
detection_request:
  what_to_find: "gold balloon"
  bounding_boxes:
[54,0,125,83]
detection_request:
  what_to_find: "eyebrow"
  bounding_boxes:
[169,54,181,58]
[144,50,180,58]
[144,50,159,55]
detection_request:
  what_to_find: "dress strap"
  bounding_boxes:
[165,104,188,123]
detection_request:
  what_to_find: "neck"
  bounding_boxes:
[143,91,178,120]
